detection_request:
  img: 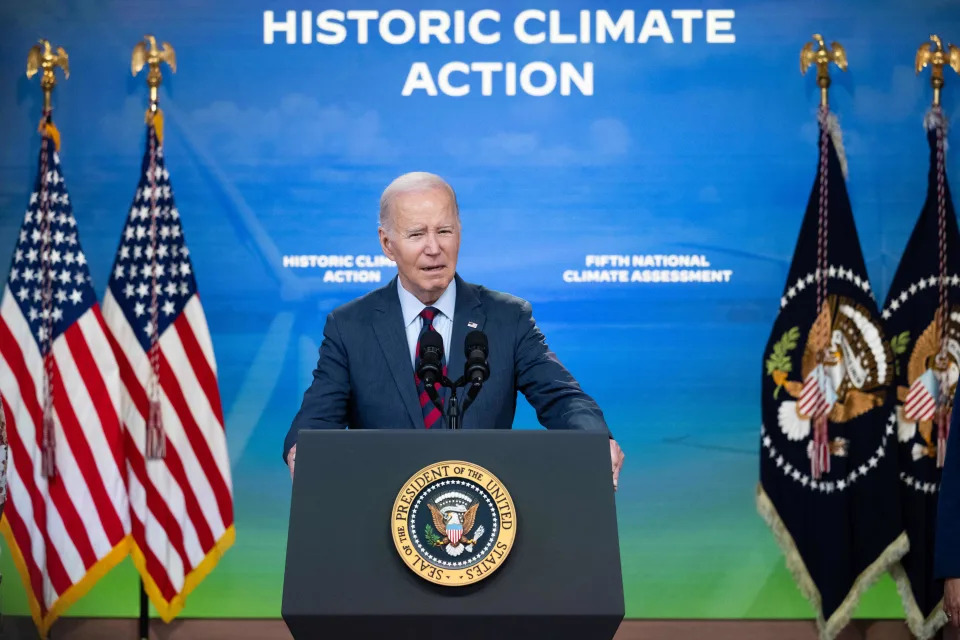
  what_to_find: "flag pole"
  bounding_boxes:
[799,34,847,480]
[139,579,149,639]
[132,35,176,460]
[25,40,69,483]
[800,34,847,109]
[917,35,960,467]
[26,39,69,120]
[131,34,177,639]
[916,34,960,109]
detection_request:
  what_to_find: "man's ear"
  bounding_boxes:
[379,227,395,261]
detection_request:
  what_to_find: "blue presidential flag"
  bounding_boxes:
[885,109,959,639]
[758,111,907,640]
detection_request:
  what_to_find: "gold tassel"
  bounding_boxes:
[37,120,61,151]
[145,108,165,145]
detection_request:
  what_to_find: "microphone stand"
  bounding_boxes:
[439,377,483,430]
[424,383,444,415]
[421,347,488,430]
[459,382,483,415]
[424,378,465,430]
[446,380,462,430]
[422,374,467,430]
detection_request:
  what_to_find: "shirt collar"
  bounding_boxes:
[397,277,457,327]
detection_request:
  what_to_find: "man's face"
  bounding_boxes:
[379,186,460,305]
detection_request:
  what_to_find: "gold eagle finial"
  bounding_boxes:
[916,35,960,106]
[26,39,69,114]
[800,34,847,107]
[131,35,177,142]
[131,35,177,78]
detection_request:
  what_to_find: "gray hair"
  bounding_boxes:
[378,172,459,230]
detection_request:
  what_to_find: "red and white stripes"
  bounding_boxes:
[101,290,233,620]
[0,291,130,635]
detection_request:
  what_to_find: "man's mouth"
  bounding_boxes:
[421,265,445,273]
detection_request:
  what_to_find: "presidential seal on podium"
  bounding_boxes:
[391,460,516,586]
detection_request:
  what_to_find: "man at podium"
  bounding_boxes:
[283,172,625,488]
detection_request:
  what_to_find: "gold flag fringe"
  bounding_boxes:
[890,562,947,639]
[1,515,131,638]
[756,484,909,640]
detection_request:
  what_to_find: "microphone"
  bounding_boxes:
[464,330,489,385]
[417,330,444,388]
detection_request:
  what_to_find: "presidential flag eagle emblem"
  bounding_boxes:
[894,310,960,463]
[773,294,893,460]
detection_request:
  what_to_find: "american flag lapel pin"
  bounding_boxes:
[467,321,478,328]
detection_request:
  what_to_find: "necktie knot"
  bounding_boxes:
[420,306,439,325]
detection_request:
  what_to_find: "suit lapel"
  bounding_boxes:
[448,275,486,427]
[372,278,422,429]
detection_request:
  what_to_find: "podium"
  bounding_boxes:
[282,430,624,640]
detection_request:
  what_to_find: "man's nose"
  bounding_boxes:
[424,232,441,254]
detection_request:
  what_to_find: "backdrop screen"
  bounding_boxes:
[1,0,959,619]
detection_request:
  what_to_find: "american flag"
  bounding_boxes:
[101,125,233,620]
[0,134,130,635]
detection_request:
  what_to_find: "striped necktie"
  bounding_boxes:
[414,306,446,428]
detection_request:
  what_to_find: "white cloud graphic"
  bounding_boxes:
[100,93,396,165]
[188,94,395,164]
[443,117,632,166]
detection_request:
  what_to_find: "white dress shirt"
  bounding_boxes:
[397,277,456,367]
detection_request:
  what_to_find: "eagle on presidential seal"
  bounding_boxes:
[894,307,960,464]
[769,294,893,463]
[427,491,486,557]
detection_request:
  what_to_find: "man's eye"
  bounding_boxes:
[409,232,423,238]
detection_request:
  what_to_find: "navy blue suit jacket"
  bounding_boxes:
[935,383,960,578]
[283,275,609,461]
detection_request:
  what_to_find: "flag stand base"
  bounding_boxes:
[139,579,148,640]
